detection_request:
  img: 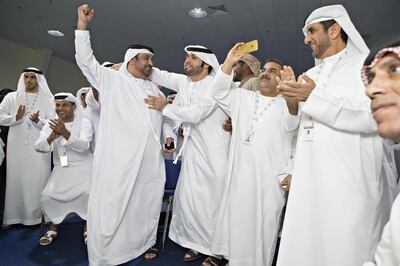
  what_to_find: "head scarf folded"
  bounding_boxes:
[16,67,53,103]
[54,92,78,104]
[53,92,83,119]
[184,45,220,76]
[76,87,90,102]
[361,32,400,86]
[118,44,154,76]
[303,5,369,64]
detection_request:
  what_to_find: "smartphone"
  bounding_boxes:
[239,40,258,55]
[164,142,175,150]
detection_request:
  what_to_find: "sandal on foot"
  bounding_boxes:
[144,247,158,260]
[1,224,11,230]
[201,256,229,266]
[39,230,58,246]
[183,249,202,262]
[83,231,88,245]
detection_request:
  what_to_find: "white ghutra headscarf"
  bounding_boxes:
[16,67,53,104]
[303,5,369,65]
[118,44,154,76]
[184,45,220,76]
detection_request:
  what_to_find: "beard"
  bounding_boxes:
[142,64,153,77]
[25,83,38,92]
[312,38,331,59]
[184,65,203,76]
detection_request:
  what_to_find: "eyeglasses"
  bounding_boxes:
[259,68,278,74]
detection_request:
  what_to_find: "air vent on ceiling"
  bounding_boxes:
[207,5,228,16]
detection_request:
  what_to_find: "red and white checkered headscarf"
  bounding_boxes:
[361,45,400,86]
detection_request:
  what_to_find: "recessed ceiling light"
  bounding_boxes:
[47,30,64,37]
[189,8,207,18]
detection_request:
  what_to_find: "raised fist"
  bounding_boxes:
[77,4,95,29]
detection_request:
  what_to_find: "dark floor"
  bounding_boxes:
[0,216,209,266]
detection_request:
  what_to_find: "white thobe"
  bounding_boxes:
[0,135,5,166]
[364,194,400,266]
[0,91,53,225]
[84,89,100,153]
[35,117,93,224]
[277,50,390,266]
[382,140,400,203]
[209,69,295,266]
[75,30,165,265]
[150,69,230,255]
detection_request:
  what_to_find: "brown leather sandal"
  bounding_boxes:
[201,256,229,266]
[144,246,158,260]
[183,249,202,262]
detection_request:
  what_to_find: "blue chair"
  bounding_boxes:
[161,159,181,250]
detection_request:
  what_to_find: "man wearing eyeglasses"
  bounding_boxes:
[209,44,296,266]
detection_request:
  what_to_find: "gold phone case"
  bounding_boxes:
[239,40,258,54]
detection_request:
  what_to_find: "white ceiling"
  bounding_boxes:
[0,0,399,74]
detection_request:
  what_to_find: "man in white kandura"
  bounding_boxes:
[276,5,389,266]
[84,87,100,153]
[0,67,53,227]
[35,93,93,246]
[363,32,400,266]
[84,62,116,154]
[75,5,165,265]
[147,45,230,264]
[76,87,90,109]
[209,45,296,266]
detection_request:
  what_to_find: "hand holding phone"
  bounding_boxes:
[238,40,258,55]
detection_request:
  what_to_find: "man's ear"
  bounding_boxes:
[128,57,137,66]
[202,62,210,69]
[329,23,341,40]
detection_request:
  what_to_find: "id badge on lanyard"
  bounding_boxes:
[60,149,69,167]
[302,119,315,142]
[243,130,255,145]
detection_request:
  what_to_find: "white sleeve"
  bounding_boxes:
[85,88,100,109]
[0,138,4,166]
[0,94,23,127]
[302,87,377,134]
[210,68,240,117]
[162,88,217,124]
[34,123,53,153]
[283,103,301,132]
[74,30,115,94]
[33,97,55,130]
[59,119,93,153]
[150,68,186,92]
[363,222,393,266]
[32,118,46,130]
[163,117,177,143]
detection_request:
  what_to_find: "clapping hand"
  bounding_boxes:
[49,118,70,140]
[15,105,26,121]
[29,110,40,124]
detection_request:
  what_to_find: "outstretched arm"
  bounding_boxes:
[211,43,244,116]
[75,4,114,93]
